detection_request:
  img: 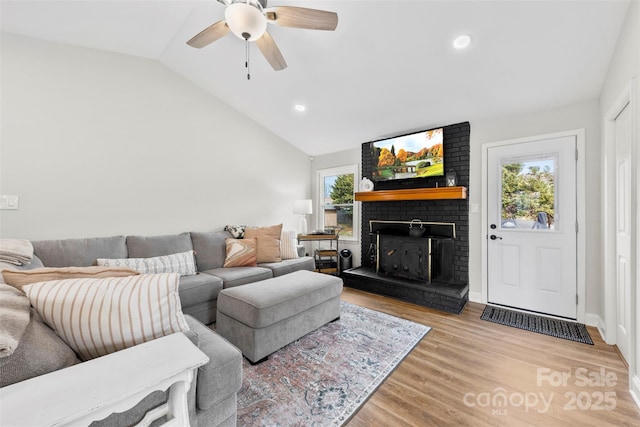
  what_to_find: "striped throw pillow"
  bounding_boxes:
[2,266,139,292]
[280,230,299,260]
[96,250,197,276]
[22,273,189,361]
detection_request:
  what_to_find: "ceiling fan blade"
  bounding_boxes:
[265,6,338,31]
[255,31,287,71]
[187,20,230,48]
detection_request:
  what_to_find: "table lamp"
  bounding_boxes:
[293,199,312,235]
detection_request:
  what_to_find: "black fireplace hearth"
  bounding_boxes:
[342,267,468,314]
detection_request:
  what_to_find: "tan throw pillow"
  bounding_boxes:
[223,238,257,267]
[280,230,299,260]
[2,266,140,291]
[22,273,189,361]
[244,224,283,263]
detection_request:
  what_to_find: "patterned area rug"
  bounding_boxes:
[237,301,431,426]
[481,305,593,345]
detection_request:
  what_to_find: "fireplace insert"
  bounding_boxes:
[372,220,455,283]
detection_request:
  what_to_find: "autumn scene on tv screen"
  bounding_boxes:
[372,128,444,181]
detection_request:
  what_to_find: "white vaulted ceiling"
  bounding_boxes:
[0,0,630,155]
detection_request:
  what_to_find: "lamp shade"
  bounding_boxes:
[293,199,313,215]
[225,2,267,41]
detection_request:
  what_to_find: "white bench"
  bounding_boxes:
[0,333,208,427]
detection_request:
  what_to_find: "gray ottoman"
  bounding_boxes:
[216,270,343,363]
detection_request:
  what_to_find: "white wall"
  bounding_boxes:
[469,101,601,317]
[310,147,362,267]
[0,34,311,240]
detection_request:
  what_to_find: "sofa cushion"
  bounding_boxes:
[202,267,272,289]
[184,316,242,411]
[190,231,229,272]
[244,224,282,263]
[2,266,140,291]
[126,232,192,258]
[96,251,197,276]
[32,236,127,267]
[223,238,257,268]
[258,257,315,277]
[0,309,79,387]
[23,273,190,361]
[178,273,223,309]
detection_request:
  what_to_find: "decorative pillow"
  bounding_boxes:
[96,250,197,276]
[22,273,190,361]
[223,238,257,268]
[0,262,17,285]
[244,224,283,263]
[224,225,246,239]
[2,266,140,291]
[280,230,299,260]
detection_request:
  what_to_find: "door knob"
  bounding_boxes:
[490,224,497,229]
[490,235,502,240]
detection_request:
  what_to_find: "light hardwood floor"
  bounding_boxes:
[341,287,640,426]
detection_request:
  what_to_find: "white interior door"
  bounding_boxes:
[487,136,577,319]
[615,101,632,363]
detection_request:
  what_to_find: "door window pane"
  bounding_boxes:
[500,155,557,231]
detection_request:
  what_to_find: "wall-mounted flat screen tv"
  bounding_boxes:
[370,127,444,182]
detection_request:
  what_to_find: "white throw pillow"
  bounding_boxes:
[96,250,197,276]
[22,273,189,361]
[280,230,299,260]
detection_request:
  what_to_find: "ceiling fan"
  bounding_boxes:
[187,0,338,73]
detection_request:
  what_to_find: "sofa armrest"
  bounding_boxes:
[0,333,208,427]
[184,315,243,411]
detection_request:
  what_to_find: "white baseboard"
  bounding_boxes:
[631,374,640,410]
[468,291,482,303]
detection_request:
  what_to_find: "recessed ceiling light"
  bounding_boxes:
[294,104,306,112]
[453,35,471,50]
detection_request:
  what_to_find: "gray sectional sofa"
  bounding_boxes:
[30,230,315,325]
[2,229,315,426]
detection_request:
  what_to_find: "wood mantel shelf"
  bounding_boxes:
[355,186,467,202]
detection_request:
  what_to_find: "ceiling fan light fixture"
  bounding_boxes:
[225,2,267,41]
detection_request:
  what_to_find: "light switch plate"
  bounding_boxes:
[0,195,19,210]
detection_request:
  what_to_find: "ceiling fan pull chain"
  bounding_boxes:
[245,39,251,80]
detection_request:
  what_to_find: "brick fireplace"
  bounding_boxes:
[342,122,470,313]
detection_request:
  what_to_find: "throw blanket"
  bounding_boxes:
[0,239,33,266]
[0,284,31,358]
